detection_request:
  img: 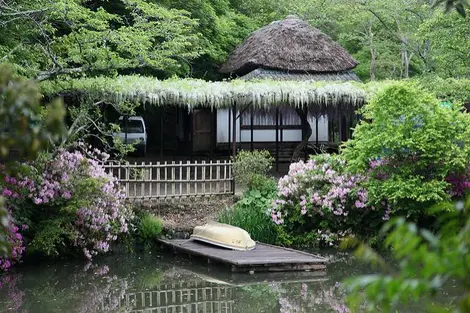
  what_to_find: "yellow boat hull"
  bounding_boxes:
[191,222,256,251]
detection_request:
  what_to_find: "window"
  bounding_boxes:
[240,108,302,129]
[119,120,144,133]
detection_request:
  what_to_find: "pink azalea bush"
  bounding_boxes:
[269,154,386,247]
[0,146,133,270]
[0,216,25,271]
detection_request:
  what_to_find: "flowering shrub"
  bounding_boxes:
[269,154,385,247]
[0,217,25,271]
[446,166,470,197]
[0,146,134,269]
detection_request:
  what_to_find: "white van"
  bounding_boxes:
[115,116,147,156]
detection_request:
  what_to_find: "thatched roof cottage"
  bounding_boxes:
[220,15,360,82]
[217,15,362,162]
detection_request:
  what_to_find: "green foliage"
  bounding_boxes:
[59,98,138,157]
[419,10,470,77]
[342,82,470,217]
[29,216,75,257]
[138,214,163,242]
[232,150,274,187]
[1,0,469,82]
[0,0,203,79]
[344,199,470,313]
[0,64,65,257]
[218,175,278,244]
[0,64,66,159]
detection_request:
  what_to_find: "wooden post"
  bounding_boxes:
[216,160,221,193]
[171,161,175,198]
[141,161,145,199]
[164,161,168,198]
[149,162,153,200]
[186,161,190,196]
[303,107,308,160]
[338,113,343,143]
[315,116,319,146]
[250,106,254,151]
[211,109,217,158]
[231,104,237,193]
[232,104,237,159]
[209,160,213,194]
[228,108,231,157]
[194,160,198,196]
[160,109,164,158]
[156,161,160,198]
[133,161,137,198]
[202,160,206,195]
[179,161,183,197]
[275,107,279,173]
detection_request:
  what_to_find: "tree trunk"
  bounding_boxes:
[291,108,312,163]
[368,24,376,81]
[370,46,376,81]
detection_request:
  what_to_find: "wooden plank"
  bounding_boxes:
[157,162,161,198]
[209,160,213,195]
[133,161,137,198]
[202,160,206,195]
[149,162,153,199]
[171,161,175,197]
[216,160,221,193]
[179,161,183,197]
[164,161,168,198]
[194,160,198,196]
[186,161,190,196]
[141,161,145,199]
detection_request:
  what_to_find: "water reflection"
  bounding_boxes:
[0,251,458,313]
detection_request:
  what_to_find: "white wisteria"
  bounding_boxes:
[41,75,372,110]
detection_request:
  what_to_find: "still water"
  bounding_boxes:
[0,250,460,313]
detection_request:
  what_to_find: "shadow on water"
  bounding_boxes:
[0,249,462,313]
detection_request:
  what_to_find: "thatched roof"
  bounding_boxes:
[240,68,361,82]
[220,15,358,76]
[41,75,367,116]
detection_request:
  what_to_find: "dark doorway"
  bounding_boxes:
[192,109,214,153]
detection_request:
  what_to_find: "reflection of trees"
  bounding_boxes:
[233,285,279,313]
[269,282,348,313]
[13,263,134,313]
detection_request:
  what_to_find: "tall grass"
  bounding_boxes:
[218,175,278,244]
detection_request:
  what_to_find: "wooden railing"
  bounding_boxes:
[103,160,234,200]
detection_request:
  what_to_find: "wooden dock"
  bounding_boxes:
[159,239,327,273]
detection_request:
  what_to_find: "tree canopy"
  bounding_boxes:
[0,0,468,82]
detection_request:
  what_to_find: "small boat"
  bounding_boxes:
[190,222,256,251]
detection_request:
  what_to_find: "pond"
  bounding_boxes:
[0,249,461,313]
